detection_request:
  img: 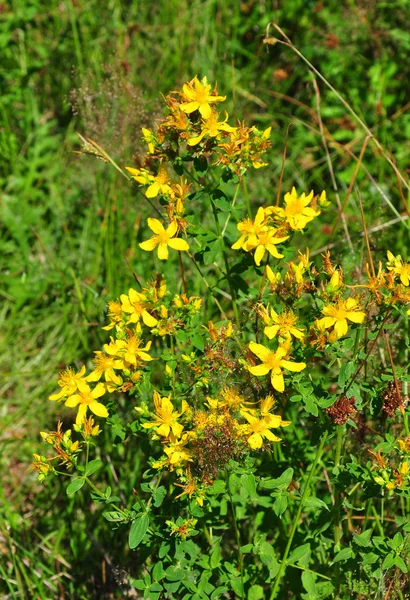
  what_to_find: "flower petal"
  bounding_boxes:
[147,218,165,234]
[280,360,306,373]
[142,310,158,327]
[140,239,158,252]
[168,238,189,251]
[270,372,285,392]
[249,341,271,361]
[157,243,169,260]
[89,401,108,418]
[248,364,271,376]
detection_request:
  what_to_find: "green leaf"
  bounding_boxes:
[273,493,288,517]
[382,552,395,570]
[152,561,164,581]
[191,333,205,351]
[261,468,294,491]
[159,542,170,559]
[66,478,85,496]
[288,544,311,565]
[258,541,276,566]
[210,543,222,569]
[132,579,145,590]
[153,485,167,507]
[353,529,372,548]
[240,473,257,498]
[248,584,264,600]
[360,552,379,565]
[85,459,103,476]
[129,513,149,549]
[194,155,208,175]
[333,548,355,563]
[204,238,224,266]
[304,497,330,512]
[394,556,408,573]
[102,511,126,522]
[301,570,317,596]
[211,587,229,599]
[230,577,243,598]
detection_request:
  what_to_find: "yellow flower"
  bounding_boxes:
[252,228,289,266]
[263,307,304,341]
[86,351,122,386]
[386,251,410,286]
[142,127,155,154]
[49,365,88,402]
[175,475,205,506]
[248,341,306,392]
[65,382,108,425]
[126,164,173,198]
[317,298,366,339]
[187,111,236,146]
[241,409,290,450]
[400,461,409,476]
[271,187,320,230]
[139,218,189,260]
[104,334,154,367]
[120,288,158,327]
[232,207,267,251]
[103,300,124,331]
[142,391,184,438]
[180,76,226,119]
[164,433,193,466]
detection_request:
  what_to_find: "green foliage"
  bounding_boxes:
[2,1,410,599]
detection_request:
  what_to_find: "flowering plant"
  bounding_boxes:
[34,77,410,599]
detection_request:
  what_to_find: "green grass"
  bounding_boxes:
[1,0,410,597]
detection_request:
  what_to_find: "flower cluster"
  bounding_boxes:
[231,188,324,266]
[125,76,272,260]
[140,388,290,504]
[370,436,410,493]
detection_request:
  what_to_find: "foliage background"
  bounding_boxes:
[1,0,409,597]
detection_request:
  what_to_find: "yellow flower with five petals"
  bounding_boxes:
[180,76,226,119]
[247,341,306,392]
[317,297,366,339]
[65,382,108,425]
[140,218,189,260]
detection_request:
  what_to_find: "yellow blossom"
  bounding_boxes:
[126,164,173,198]
[386,251,410,286]
[262,307,304,341]
[103,300,124,331]
[317,297,366,339]
[271,187,320,230]
[248,341,306,392]
[49,365,88,402]
[86,351,122,386]
[180,76,226,118]
[187,111,236,146]
[252,228,289,266]
[231,207,267,251]
[142,127,155,154]
[240,408,290,450]
[104,334,153,367]
[65,382,108,425]
[163,433,193,466]
[142,391,184,438]
[139,218,189,260]
[120,288,158,327]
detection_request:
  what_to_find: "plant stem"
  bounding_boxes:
[209,195,240,326]
[333,425,344,599]
[269,430,329,600]
[227,474,245,599]
[333,426,343,547]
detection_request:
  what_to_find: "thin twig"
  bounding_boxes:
[312,76,354,253]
